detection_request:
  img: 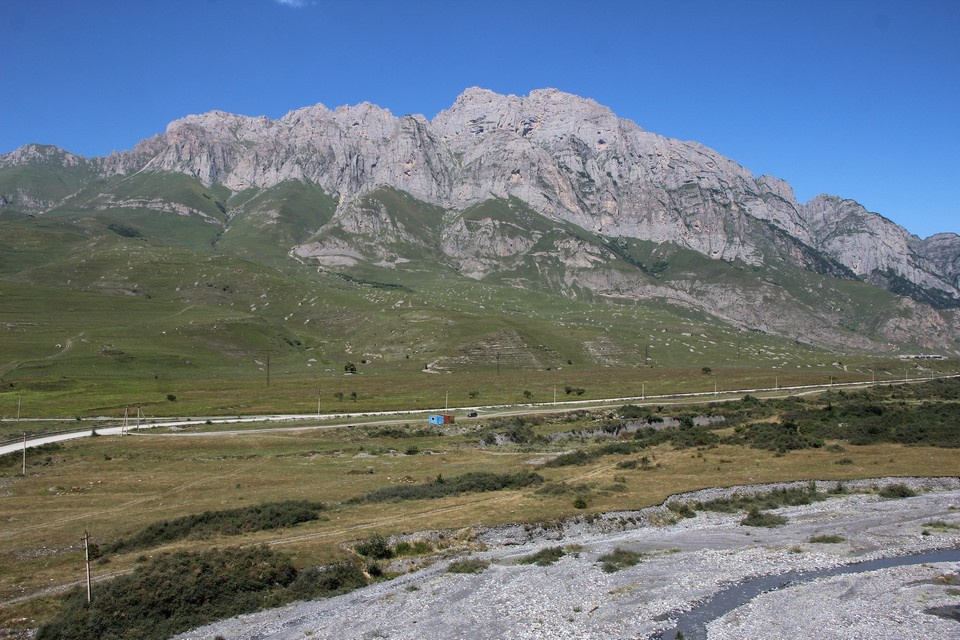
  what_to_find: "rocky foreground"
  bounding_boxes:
[176,477,960,640]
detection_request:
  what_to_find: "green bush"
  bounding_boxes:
[878,483,917,499]
[354,533,393,559]
[808,534,845,543]
[543,450,592,467]
[597,548,645,573]
[517,546,566,566]
[740,508,788,528]
[286,563,367,601]
[666,501,697,519]
[447,558,489,574]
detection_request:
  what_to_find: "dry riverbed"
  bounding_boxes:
[176,477,960,640]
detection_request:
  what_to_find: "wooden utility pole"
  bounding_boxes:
[317,388,321,418]
[82,530,92,603]
[22,432,26,476]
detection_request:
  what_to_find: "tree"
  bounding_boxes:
[344,362,357,374]
[349,391,358,403]
[702,367,712,375]
[468,390,480,399]
[334,392,344,402]
[522,390,533,399]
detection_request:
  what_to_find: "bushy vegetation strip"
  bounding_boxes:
[517,546,566,566]
[105,500,327,554]
[36,546,366,640]
[740,508,788,528]
[544,379,960,470]
[597,548,645,573]
[348,471,543,504]
[692,484,828,513]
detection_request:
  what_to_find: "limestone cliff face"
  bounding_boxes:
[78,87,959,304]
[2,89,958,351]
[800,195,956,299]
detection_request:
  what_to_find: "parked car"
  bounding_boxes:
[466,411,478,418]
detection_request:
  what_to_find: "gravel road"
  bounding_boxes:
[175,477,960,640]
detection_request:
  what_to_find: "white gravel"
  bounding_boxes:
[174,477,960,640]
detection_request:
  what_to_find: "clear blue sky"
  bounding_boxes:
[1,0,957,238]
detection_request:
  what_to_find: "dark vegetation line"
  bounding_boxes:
[539,378,960,470]
[103,500,327,555]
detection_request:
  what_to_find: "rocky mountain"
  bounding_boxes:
[1,88,958,353]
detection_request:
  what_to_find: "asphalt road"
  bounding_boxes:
[2,374,957,456]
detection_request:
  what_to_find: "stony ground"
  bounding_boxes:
[175,477,960,640]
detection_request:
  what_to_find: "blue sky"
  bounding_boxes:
[1,0,957,237]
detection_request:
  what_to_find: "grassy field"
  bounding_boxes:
[1,381,958,636]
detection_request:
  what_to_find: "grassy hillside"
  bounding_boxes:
[0,173,956,419]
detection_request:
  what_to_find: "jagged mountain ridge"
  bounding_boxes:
[1,88,958,352]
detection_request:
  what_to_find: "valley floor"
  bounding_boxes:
[174,477,960,640]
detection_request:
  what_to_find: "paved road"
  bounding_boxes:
[2,375,957,456]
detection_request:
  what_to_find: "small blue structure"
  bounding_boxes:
[428,414,454,425]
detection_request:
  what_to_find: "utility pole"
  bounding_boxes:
[121,407,128,436]
[714,378,717,396]
[136,404,141,431]
[82,530,93,603]
[317,388,321,418]
[445,391,448,411]
[17,395,21,421]
[22,432,26,476]
[642,382,645,401]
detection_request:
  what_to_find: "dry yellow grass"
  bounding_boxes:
[0,419,956,633]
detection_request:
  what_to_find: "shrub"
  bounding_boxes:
[572,496,588,509]
[286,563,367,601]
[879,483,917,499]
[354,533,393,559]
[543,450,592,467]
[808,534,845,543]
[740,508,788,528]
[447,558,489,574]
[166,394,176,402]
[666,501,697,519]
[518,546,566,566]
[597,548,645,573]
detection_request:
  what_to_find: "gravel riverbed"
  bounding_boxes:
[175,477,960,640]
